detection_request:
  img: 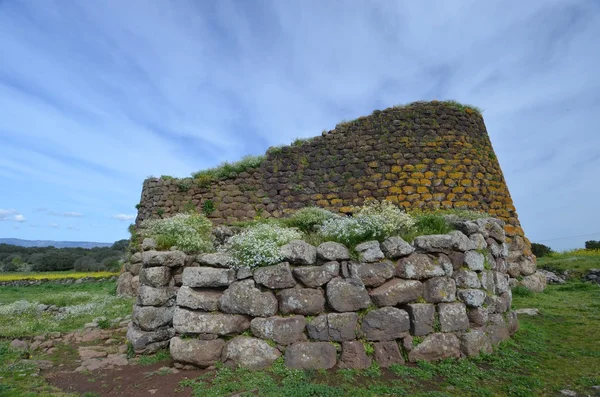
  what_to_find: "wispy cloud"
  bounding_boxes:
[36,209,83,218]
[0,209,26,222]
[0,0,598,250]
[112,214,135,221]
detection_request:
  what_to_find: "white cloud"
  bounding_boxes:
[0,208,26,222]
[112,214,135,221]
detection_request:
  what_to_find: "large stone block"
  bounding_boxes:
[361,307,410,341]
[197,253,232,268]
[464,251,485,271]
[278,288,326,315]
[280,240,317,265]
[222,337,281,369]
[170,336,225,368]
[137,285,175,307]
[176,286,222,312]
[452,269,481,289]
[127,323,175,354]
[349,261,395,287]
[132,305,174,331]
[493,271,510,294]
[480,270,496,295]
[338,341,372,369]
[254,262,297,289]
[373,341,404,367]
[408,333,461,362]
[307,313,358,342]
[142,250,186,268]
[250,316,307,345]
[140,266,171,287]
[381,236,414,259]
[437,302,469,332]
[459,330,492,357]
[317,242,350,261]
[116,272,135,297]
[219,280,278,317]
[182,267,235,288]
[284,342,337,369]
[369,278,423,307]
[355,241,385,262]
[413,231,474,253]
[173,307,250,335]
[423,277,456,303]
[520,271,546,292]
[457,289,486,307]
[293,261,339,287]
[405,303,435,336]
[326,277,371,312]
[396,254,445,280]
[467,307,488,328]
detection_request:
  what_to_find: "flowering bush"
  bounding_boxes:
[283,207,339,233]
[223,223,302,269]
[140,213,213,253]
[319,200,415,247]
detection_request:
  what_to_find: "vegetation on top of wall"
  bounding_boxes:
[191,155,265,184]
[139,213,214,253]
[392,100,483,115]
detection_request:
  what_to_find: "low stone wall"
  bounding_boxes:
[126,217,538,369]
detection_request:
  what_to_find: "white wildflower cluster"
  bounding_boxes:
[284,207,339,233]
[140,213,213,253]
[223,223,302,269]
[54,297,121,320]
[319,200,415,246]
[0,300,41,316]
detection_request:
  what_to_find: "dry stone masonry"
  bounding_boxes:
[127,217,521,369]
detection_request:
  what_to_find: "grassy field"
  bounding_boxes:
[0,271,119,282]
[537,248,600,278]
[0,281,133,338]
[0,267,599,396]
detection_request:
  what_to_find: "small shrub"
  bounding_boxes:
[512,285,533,297]
[156,208,165,217]
[177,179,192,192]
[192,155,265,181]
[202,200,216,216]
[183,201,196,213]
[282,207,339,233]
[194,174,215,188]
[135,203,141,210]
[140,213,213,253]
[97,318,110,329]
[223,223,302,269]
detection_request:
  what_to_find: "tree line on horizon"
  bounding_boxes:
[0,240,128,273]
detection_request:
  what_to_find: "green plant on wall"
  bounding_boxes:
[202,200,216,216]
[183,200,196,213]
[177,179,192,192]
[157,208,165,217]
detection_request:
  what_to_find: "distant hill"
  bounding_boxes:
[0,238,113,249]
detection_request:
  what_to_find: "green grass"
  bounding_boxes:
[191,154,265,181]
[0,281,133,338]
[537,249,600,278]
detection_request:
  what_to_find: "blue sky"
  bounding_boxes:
[0,0,599,250]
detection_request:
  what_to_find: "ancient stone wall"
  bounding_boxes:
[135,102,526,243]
[126,218,523,369]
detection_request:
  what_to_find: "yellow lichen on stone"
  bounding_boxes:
[391,165,402,173]
[422,193,433,201]
[386,196,399,203]
[445,179,456,187]
[368,161,378,168]
[449,172,463,179]
[415,164,427,171]
[437,171,447,178]
[407,194,420,202]
[417,186,429,194]
[407,178,420,185]
[389,186,402,194]
[403,165,415,172]
[411,172,425,179]
[420,179,432,187]
[433,193,445,201]
[447,193,456,201]
[424,171,435,179]
[317,200,329,206]
[452,187,465,194]
[312,194,323,200]
[339,206,353,213]
[399,201,410,208]
[331,199,343,205]
[435,158,446,165]
[380,180,393,188]
[402,186,415,194]
[460,179,472,187]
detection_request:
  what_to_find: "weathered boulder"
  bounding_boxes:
[137,285,175,306]
[520,271,547,292]
[437,303,469,332]
[182,267,235,288]
[222,337,281,369]
[338,341,372,369]
[236,267,253,280]
[414,231,474,253]
[254,262,297,289]
[177,286,222,312]
[317,242,350,262]
[284,342,337,369]
[131,275,140,295]
[408,333,461,362]
[405,303,435,336]
[464,251,485,271]
[423,277,456,303]
[520,257,537,276]
[381,236,414,259]
[475,218,506,242]
[293,261,339,287]
[373,341,404,367]
[355,241,385,263]
[173,307,250,335]
[130,252,142,264]
[219,280,278,317]
[397,254,445,279]
[142,238,157,251]
[459,330,492,356]
[469,233,487,250]
[130,263,142,276]
[250,316,307,345]
[307,313,358,342]
[280,240,317,265]
[10,339,28,351]
[369,278,423,307]
[139,267,171,287]
[170,336,224,368]
[349,261,395,287]
[132,305,174,331]
[452,269,481,289]
[142,250,186,268]
[467,306,488,328]
[116,272,135,297]
[197,253,232,268]
[361,307,410,341]
[326,277,371,312]
[127,323,175,354]
[277,288,325,315]
[457,289,486,307]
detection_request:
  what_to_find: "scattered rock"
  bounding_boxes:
[539,269,566,284]
[520,271,547,292]
[515,308,539,316]
[10,339,28,351]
